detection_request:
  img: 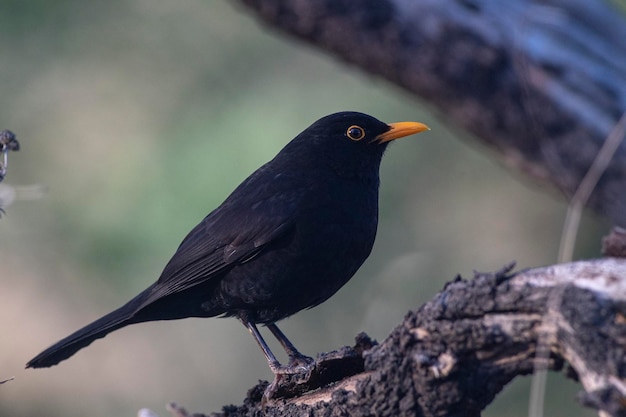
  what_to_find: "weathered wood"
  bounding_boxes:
[157,259,626,417]
[237,0,626,226]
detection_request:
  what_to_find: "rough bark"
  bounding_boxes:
[160,258,626,417]
[236,0,626,227]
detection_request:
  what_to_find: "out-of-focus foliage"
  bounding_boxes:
[0,1,606,417]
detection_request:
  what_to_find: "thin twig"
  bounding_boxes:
[0,376,15,384]
[529,111,626,417]
[558,111,626,263]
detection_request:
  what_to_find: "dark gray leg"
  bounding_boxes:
[240,318,317,401]
[241,318,311,401]
[242,319,283,373]
[267,323,314,370]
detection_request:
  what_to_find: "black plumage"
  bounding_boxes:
[26,111,428,395]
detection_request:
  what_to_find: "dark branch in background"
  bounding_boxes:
[0,129,20,216]
[237,0,626,227]
[0,130,46,216]
[147,258,626,417]
[0,129,19,183]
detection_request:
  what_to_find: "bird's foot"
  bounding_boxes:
[263,355,316,401]
[267,353,314,376]
[286,352,315,374]
[262,374,284,403]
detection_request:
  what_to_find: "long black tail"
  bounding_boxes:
[26,291,149,369]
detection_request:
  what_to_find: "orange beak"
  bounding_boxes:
[375,121,430,143]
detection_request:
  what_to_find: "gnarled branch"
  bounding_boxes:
[237,0,626,226]
[156,258,626,417]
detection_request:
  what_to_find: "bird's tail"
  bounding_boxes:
[26,291,149,369]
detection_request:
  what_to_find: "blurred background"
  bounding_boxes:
[0,1,612,416]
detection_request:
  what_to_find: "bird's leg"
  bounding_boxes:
[242,318,309,401]
[266,323,315,372]
[241,319,283,374]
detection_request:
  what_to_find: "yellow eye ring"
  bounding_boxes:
[346,125,365,141]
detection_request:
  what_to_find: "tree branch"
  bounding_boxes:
[156,258,626,417]
[236,0,626,226]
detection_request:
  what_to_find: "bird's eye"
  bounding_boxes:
[346,125,366,141]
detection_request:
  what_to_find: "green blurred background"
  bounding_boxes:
[0,1,612,416]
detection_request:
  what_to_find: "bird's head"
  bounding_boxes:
[282,111,429,178]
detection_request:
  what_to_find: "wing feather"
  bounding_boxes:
[139,176,304,306]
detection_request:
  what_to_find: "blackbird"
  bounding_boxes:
[26,111,428,395]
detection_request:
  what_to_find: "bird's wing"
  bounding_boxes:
[141,186,302,302]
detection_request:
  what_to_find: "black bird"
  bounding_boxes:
[26,111,428,395]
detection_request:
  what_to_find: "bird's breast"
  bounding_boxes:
[274,178,379,305]
[217,175,380,322]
